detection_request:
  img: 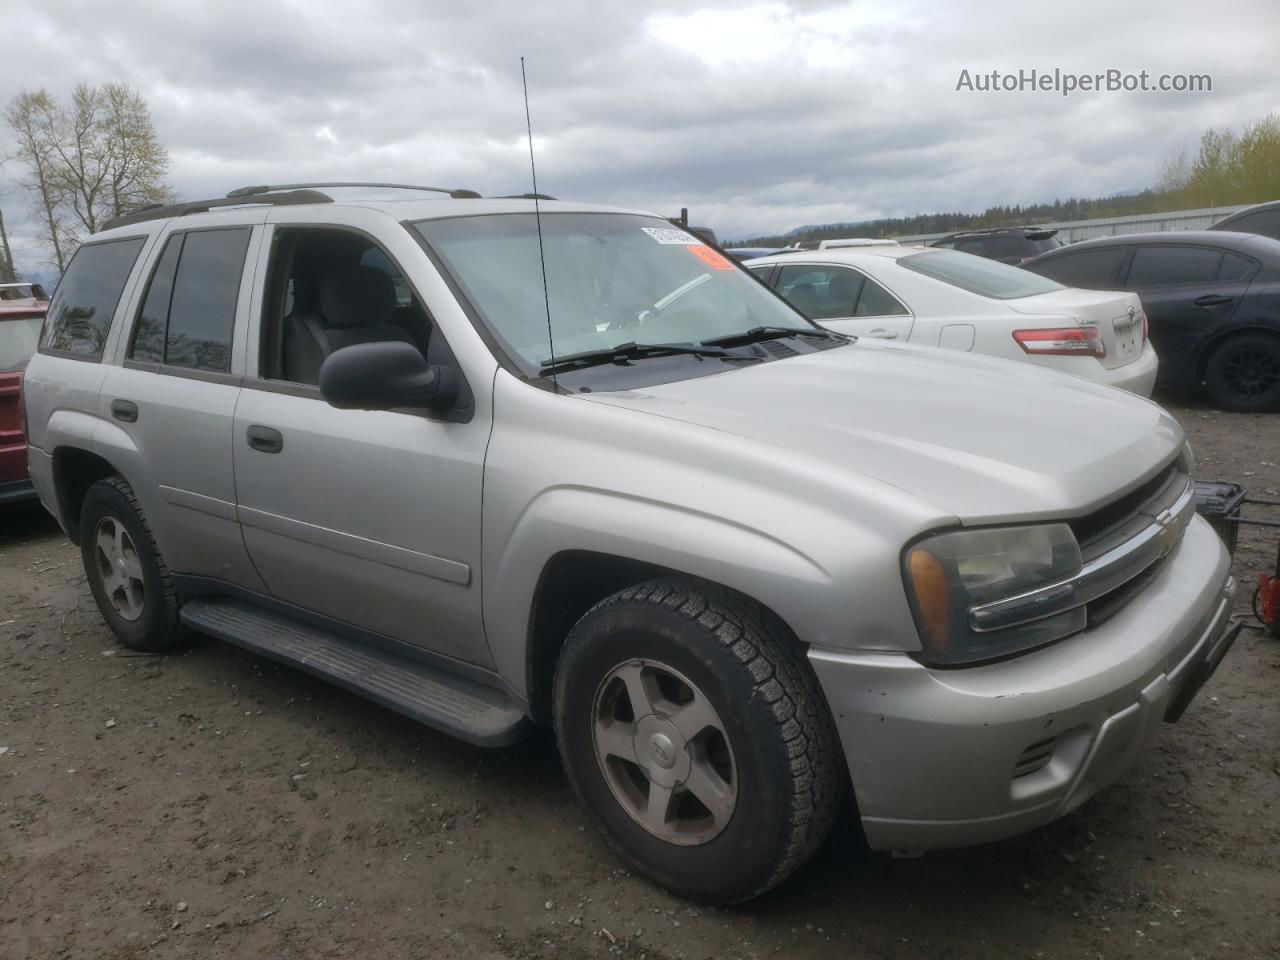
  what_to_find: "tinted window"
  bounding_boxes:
[130,234,183,364]
[855,277,909,316]
[1,316,45,371]
[42,238,145,358]
[1220,209,1280,240]
[900,250,1064,299]
[1218,252,1256,282]
[957,235,1024,262]
[1030,246,1128,288]
[164,228,251,371]
[1126,246,1222,287]
[776,265,864,319]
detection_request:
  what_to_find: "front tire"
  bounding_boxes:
[1203,333,1280,412]
[553,578,843,903]
[79,477,181,652]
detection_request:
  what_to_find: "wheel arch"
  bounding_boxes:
[51,445,127,545]
[524,549,808,726]
[1194,321,1280,382]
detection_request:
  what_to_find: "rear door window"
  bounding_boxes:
[776,265,863,319]
[1125,246,1222,287]
[854,276,910,316]
[42,237,146,359]
[1029,246,1128,288]
[129,228,251,372]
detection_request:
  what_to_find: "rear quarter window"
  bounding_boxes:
[42,237,147,359]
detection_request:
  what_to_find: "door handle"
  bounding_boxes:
[1194,294,1233,307]
[866,328,899,339]
[246,425,284,454]
[110,399,138,423]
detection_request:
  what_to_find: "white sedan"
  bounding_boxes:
[745,246,1158,395]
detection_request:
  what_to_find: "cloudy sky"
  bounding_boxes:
[1,0,1277,266]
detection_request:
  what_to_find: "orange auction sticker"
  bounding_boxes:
[687,245,734,271]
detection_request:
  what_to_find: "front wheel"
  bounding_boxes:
[1203,333,1280,412]
[553,578,843,903]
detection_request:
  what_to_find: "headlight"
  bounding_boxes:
[903,524,1084,666]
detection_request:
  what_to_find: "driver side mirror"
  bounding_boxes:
[318,341,459,413]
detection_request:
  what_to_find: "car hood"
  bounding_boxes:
[582,340,1183,523]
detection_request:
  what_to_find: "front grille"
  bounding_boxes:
[1071,462,1178,558]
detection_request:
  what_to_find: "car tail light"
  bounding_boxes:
[1012,326,1106,358]
[1140,310,1148,344]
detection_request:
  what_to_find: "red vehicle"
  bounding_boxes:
[1,283,48,506]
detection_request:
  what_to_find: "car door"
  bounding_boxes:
[231,219,492,667]
[97,218,268,591]
[773,263,914,340]
[1120,244,1254,387]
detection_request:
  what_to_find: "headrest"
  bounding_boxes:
[320,265,397,328]
[827,270,862,305]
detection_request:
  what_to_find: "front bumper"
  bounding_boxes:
[809,514,1236,851]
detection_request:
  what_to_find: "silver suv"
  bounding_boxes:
[22,183,1239,903]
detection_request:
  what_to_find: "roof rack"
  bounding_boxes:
[227,182,482,199]
[101,180,529,233]
[102,189,334,231]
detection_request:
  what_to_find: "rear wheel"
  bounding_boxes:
[553,578,843,903]
[1204,333,1280,412]
[79,477,181,652]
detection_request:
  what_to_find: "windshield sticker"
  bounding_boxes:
[688,245,734,271]
[642,226,700,245]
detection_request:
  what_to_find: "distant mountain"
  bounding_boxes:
[729,190,1173,247]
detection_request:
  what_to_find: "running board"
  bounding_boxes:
[179,598,530,747]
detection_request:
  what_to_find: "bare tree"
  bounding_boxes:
[4,89,68,271]
[5,83,170,267]
[0,208,16,282]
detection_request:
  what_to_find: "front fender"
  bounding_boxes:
[484,484,894,697]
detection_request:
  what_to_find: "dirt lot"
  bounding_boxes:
[2,394,1278,960]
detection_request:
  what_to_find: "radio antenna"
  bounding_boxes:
[521,57,557,390]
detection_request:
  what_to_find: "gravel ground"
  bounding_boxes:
[2,394,1278,960]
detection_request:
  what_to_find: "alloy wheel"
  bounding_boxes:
[1220,343,1280,401]
[94,516,145,621]
[591,659,737,846]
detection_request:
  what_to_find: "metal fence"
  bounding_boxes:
[895,204,1251,246]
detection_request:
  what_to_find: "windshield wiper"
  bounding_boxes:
[539,340,755,376]
[701,325,852,347]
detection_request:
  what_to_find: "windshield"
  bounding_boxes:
[900,249,1065,299]
[1,316,45,371]
[414,213,811,375]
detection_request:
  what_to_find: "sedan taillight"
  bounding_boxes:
[1012,326,1106,358]
[1140,310,1148,344]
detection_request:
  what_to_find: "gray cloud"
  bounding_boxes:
[1,0,1276,269]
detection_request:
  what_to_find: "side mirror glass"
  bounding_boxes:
[318,341,458,412]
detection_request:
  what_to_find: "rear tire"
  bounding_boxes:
[1203,333,1280,412]
[79,477,181,652]
[553,578,843,903]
